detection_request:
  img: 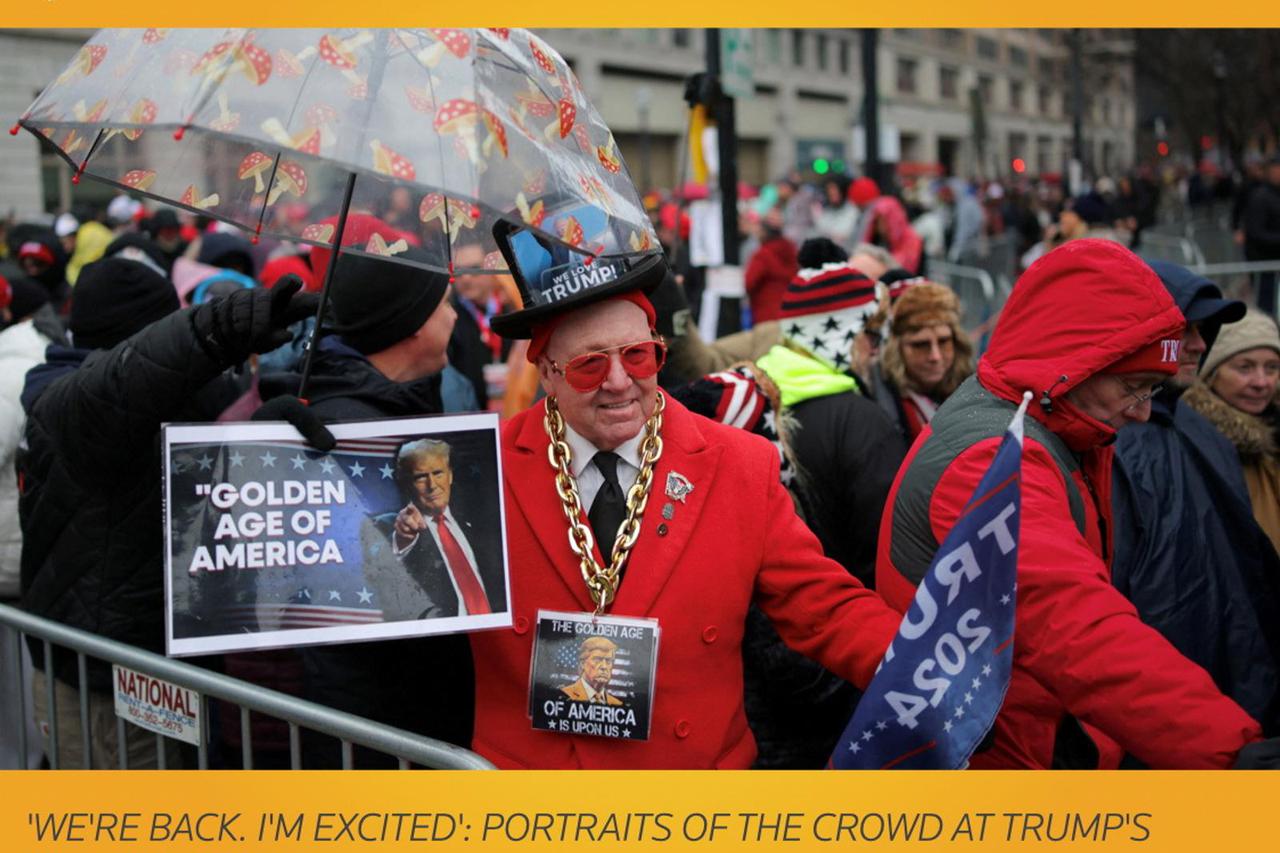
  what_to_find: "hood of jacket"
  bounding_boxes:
[757,343,857,408]
[258,335,442,418]
[20,344,90,414]
[977,239,1184,451]
[1181,381,1278,462]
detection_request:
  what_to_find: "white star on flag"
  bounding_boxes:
[259,451,277,467]
[379,463,395,479]
[954,706,965,718]
[875,720,888,731]
[357,587,373,604]
[349,462,365,478]
[196,454,213,471]
[972,677,982,689]
[861,730,873,742]
[291,454,308,470]
[228,450,245,467]
[1000,594,1011,605]
[943,720,953,733]
[319,458,336,474]
[982,664,992,677]
[328,590,341,601]
[848,742,861,754]
[964,692,974,705]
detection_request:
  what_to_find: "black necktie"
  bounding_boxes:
[588,451,627,564]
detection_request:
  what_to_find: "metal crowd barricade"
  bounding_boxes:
[0,602,494,771]
[1190,260,1280,315]
[925,260,1006,355]
[1136,233,1205,268]
[1183,221,1244,266]
[955,232,1020,294]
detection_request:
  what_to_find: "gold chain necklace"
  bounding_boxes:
[543,391,665,613]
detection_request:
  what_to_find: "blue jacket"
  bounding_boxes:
[1112,265,1280,733]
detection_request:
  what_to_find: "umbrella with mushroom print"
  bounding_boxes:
[15,28,660,394]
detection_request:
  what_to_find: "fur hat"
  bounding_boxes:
[888,281,962,336]
[882,281,975,397]
[1200,309,1280,380]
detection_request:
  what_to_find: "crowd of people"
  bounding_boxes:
[2,152,1280,771]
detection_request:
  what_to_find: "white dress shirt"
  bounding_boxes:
[562,422,643,512]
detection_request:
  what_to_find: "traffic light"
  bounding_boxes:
[812,158,831,175]
[1011,158,1027,174]
[1157,141,1170,157]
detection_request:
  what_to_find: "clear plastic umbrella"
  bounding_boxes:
[14,28,660,387]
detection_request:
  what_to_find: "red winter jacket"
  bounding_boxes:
[875,239,1262,768]
[745,237,798,323]
[471,395,901,768]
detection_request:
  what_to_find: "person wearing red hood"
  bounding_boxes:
[849,178,924,275]
[875,238,1263,769]
[470,218,902,768]
[743,208,797,323]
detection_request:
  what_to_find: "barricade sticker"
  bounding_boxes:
[111,665,202,747]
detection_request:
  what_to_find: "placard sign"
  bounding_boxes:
[162,414,511,656]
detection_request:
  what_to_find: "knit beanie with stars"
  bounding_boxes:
[777,264,880,370]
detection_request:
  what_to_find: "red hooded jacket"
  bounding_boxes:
[875,239,1261,768]
[745,236,798,323]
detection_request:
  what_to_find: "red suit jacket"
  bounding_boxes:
[469,395,900,768]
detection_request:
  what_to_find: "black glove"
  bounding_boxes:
[253,394,336,452]
[191,275,320,365]
[1233,738,1280,769]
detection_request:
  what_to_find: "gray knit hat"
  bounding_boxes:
[1199,309,1280,379]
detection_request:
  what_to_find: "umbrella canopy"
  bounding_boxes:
[16,28,660,276]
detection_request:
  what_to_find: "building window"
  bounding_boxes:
[1038,56,1056,80]
[940,65,960,100]
[792,30,805,67]
[1009,80,1024,112]
[1009,132,1027,162]
[1038,135,1054,174]
[816,34,828,71]
[941,29,965,50]
[977,36,999,61]
[766,29,782,65]
[896,57,918,95]
[978,74,994,106]
[838,39,850,75]
[896,29,919,40]
[1009,46,1028,67]
[1037,85,1051,116]
[672,29,690,48]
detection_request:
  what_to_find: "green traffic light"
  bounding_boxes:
[813,158,830,175]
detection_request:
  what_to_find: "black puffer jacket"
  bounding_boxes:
[258,337,476,765]
[19,309,231,689]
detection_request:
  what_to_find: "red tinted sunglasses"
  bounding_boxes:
[548,338,668,392]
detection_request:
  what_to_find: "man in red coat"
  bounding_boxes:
[876,239,1262,769]
[478,218,901,768]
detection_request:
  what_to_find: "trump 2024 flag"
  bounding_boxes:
[831,393,1030,769]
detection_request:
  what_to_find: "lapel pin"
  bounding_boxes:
[665,471,693,503]
[662,502,675,520]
